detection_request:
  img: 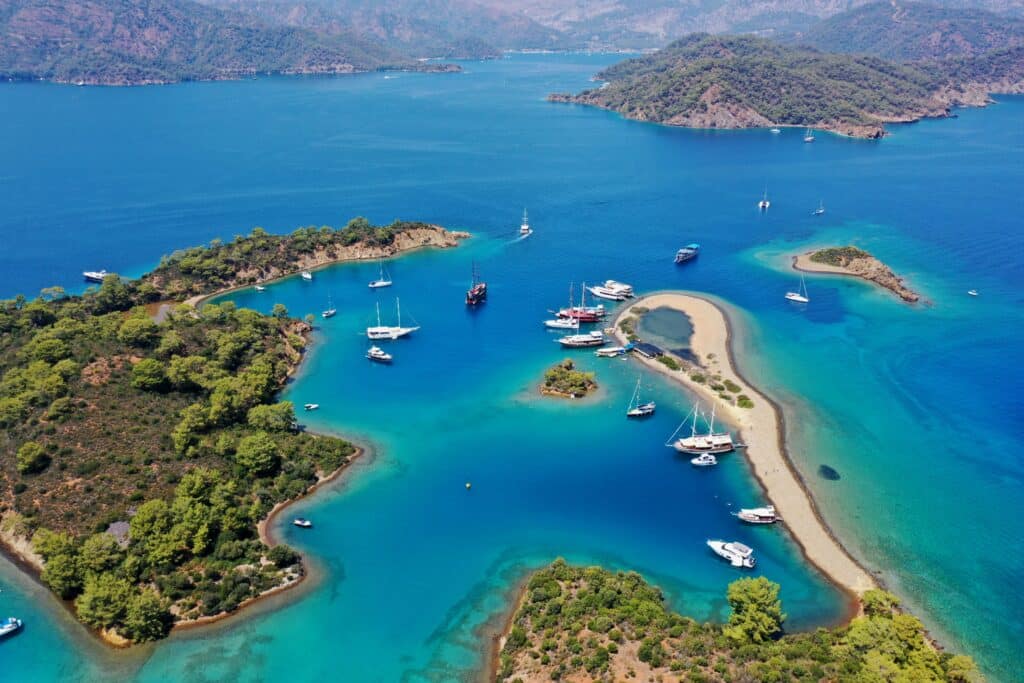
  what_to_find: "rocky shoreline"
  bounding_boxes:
[793,248,921,303]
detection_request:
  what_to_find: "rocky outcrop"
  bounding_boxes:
[795,248,921,303]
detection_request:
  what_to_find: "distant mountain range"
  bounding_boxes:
[206,0,565,59]
[549,29,1024,138]
[0,0,451,85]
[790,0,1024,60]
[475,0,1024,49]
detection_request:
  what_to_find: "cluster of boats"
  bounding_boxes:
[706,505,781,569]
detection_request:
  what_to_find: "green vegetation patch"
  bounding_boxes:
[498,560,979,682]
[809,246,872,267]
[542,359,597,398]
[657,355,681,371]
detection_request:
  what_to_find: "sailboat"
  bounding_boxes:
[803,128,815,143]
[466,262,487,305]
[519,208,532,237]
[626,378,656,418]
[368,260,393,289]
[366,298,419,339]
[813,200,825,216]
[758,188,771,210]
[668,403,736,455]
[322,293,337,318]
[785,274,810,303]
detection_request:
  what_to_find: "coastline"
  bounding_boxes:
[792,252,921,303]
[613,292,876,598]
[183,226,471,309]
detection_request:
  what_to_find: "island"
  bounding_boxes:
[548,32,1024,139]
[794,247,921,303]
[0,218,465,645]
[540,359,597,399]
[613,293,876,597]
[494,559,979,682]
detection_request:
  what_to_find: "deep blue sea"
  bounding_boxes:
[1,54,1022,681]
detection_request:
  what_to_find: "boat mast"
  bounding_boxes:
[396,298,402,328]
[375,301,382,327]
[708,403,717,436]
[691,404,699,437]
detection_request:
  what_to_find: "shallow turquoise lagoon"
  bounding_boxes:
[1,53,1022,680]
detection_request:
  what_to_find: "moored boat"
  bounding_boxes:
[813,200,825,216]
[366,346,392,363]
[758,188,771,210]
[366,299,419,340]
[770,127,781,134]
[544,317,579,330]
[804,127,816,143]
[557,330,605,348]
[675,244,700,264]
[669,404,736,455]
[0,617,23,638]
[587,284,627,301]
[967,289,979,297]
[735,505,779,524]
[466,263,487,306]
[322,294,337,318]
[602,280,634,297]
[690,453,718,467]
[293,518,313,528]
[785,274,810,304]
[82,269,108,283]
[303,403,319,411]
[368,260,393,288]
[595,345,628,357]
[255,285,266,292]
[625,378,655,418]
[707,539,756,568]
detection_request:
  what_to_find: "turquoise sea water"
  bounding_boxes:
[1,55,1022,681]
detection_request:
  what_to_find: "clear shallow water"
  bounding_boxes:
[0,55,1022,681]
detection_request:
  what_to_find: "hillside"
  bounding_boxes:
[208,0,566,59]
[550,34,956,138]
[496,560,979,682]
[0,0,445,85]
[0,218,460,643]
[550,33,1024,138]
[474,0,1023,49]
[793,1,1024,61]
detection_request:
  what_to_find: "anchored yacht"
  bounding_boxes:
[707,539,756,568]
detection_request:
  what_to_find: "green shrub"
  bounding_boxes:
[657,355,680,371]
[17,441,50,474]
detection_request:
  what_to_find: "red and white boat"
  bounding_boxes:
[557,283,606,321]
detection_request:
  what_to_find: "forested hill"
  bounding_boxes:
[550,33,1024,139]
[792,1,1024,61]
[207,0,566,60]
[0,0,451,85]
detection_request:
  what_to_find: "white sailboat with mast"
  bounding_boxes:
[626,378,656,418]
[668,403,737,455]
[366,298,419,339]
[368,260,393,289]
[785,274,810,303]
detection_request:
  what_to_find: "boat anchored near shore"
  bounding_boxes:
[367,299,419,340]
[557,330,606,348]
[366,346,392,363]
[368,260,393,288]
[675,244,700,264]
[82,269,108,283]
[785,274,810,303]
[668,404,738,455]
[625,378,655,418]
[735,505,780,524]
[707,539,756,568]
[0,616,23,638]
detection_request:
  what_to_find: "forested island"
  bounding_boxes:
[540,359,597,399]
[0,219,463,644]
[495,560,979,682]
[795,247,921,303]
[549,31,1024,138]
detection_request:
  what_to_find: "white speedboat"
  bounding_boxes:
[544,317,579,330]
[557,330,605,348]
[690,453,718,467]
[301,271,313,281]
[82,269,108,283]
[770,127,781,134]
[595,346,626,357]
[587,285,628,301]
[625,378,655,418]
[707,539,756,568]
[366,299,419,340]
[967,289,978,297]
[366,346,392,363]
[785,274,810,304]
[735,505,779,524]
[293,518,312,528]
[0,617,22,638]
[602,280,634,297]
[669,404,736,455]
[255,285,266,292]
[758,188,771,210]
[368,260,393,288]
[303,403,319,411]
[519,208,531,237]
